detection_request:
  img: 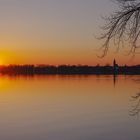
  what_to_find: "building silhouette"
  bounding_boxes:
[113,59,119,75]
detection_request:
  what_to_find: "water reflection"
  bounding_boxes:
[113,75,140,117]
[0,75,139,140]
[130,92,140,116]
[128,76,140,117]
[113,74,118,87]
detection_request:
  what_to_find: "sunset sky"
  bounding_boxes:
[0,0,139,66]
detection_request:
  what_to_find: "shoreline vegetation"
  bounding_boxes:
[0,64,139,75]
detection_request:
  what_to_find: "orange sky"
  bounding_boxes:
[0,0,139,66]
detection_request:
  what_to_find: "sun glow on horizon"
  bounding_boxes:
[0,49,139,66]
[0,0,139,66]
[0,59,4,65]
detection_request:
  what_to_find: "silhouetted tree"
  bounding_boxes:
[100,0,140,57]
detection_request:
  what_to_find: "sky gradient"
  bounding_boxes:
[0,0,139,65]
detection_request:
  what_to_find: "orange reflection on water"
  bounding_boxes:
[0,75,139,140]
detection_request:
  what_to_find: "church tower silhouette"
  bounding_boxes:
[113,59,119,74]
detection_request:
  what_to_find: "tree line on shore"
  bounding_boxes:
[0,64,139,75]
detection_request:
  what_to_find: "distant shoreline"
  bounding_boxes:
[0,65,140,75]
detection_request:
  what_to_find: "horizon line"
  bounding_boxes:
[0,64,140,67]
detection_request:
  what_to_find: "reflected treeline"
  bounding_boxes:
[113,75,140,117]
[129,91,140,117]
[129,77,140,117]
[0,64,140,75]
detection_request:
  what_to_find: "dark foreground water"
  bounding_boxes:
[0,75,140,140]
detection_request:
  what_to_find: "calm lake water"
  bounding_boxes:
[0,75,140,140]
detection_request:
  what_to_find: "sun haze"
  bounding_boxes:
[0,0,139,66]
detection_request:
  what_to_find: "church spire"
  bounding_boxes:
[113,59,119,75]
[113,59,116,67]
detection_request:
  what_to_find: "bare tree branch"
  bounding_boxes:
[100,0,140,57]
